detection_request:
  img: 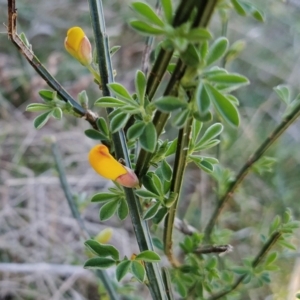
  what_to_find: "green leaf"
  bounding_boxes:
[84,257,116,269]
[33,111,51,129]
[139,122,157,152]
[135,189,158,199]
[165,138,177,156]
[231,0,247,16]
[143,201,161,220]
[152,237,164,250]
[97,117,110,137]
[176,280,187,298]
[116,260,132,281]
[127,121,146,140]
[110,112,130,133]
[117,199,129,220]
[200,41,209,60]
[99,199,120,221]
[135,250,161,262]
[107,83,134,103]
[135,70,146,106]
[85,240,119,260]
[161,0,172,24]
[197,123,223,146]
[26,103,53,112]
[172,109,190,128]
[131,261,145,282]
[85,129,108,141]
[269,215,281,234]
[231,266,249,275]
[265,252,278,266]
[152,173,164,196]
[193,111,212,123]
[152,207,168,224]
[196,82,211,114]
[195,139,220,151]
[251,8,265,22]
[52,107,63,120]
[200,160,214,173]
[274,85,290,105]
[207,73,249,86]
[91,193,119,203]
[206,37,229,66]
[181,44,201,66]
[161,160,172,181]
[129,20,165,35]
[142,174,160,195]
[206,83,240,127]
[155,96,188,112]
[186,28,212,42]
[39,90,54,102]
[110,45,121,56]
[278,240,296,251]
[206,256,217,269]
[95,96,127,108]
[191,119,203,142]
[132,2,164,27]
[78,90,89,107]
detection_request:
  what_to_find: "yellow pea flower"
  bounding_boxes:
[64,27,92,66]
[94,228,113,244]
[88,144,139,188]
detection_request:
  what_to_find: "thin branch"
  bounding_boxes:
[194,244,233,255]
[164,116,193,267]
[204,101,300,240]
[174,218,198,236]
[6,0,98,130]
[51,140,89,240]
[88,1,166,299]
[208,231,281,300]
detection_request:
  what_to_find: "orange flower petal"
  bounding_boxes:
[88,144,127,180]
[64,27,92,65]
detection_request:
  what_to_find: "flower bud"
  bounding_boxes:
[95,228,113,244]
[88,144,139,188]
[64,27,92,66]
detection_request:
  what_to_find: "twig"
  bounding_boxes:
[6,0,98,130]
[164,116,193,267]
[194,244,233,255]
[174,218,198,236]
[0,262,104,278]
[204,100,300,240]
[51,140,89,240]
[88,1,166,299]
[208,231,281,299]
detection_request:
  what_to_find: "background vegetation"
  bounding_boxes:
[0,0,300,299]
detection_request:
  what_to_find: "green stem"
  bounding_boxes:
[88,1,166,299]
[163,117,193,266]
[51,140,120,300]
[135,0,218,179]
[208,231,281,300]
[7,1,83,116]
[204,101,300,241]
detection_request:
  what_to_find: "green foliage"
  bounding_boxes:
[20,0,300,299]
[91,185,129,221]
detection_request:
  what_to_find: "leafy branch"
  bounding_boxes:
[204,94,300,240]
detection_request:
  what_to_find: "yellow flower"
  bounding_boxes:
[94,228,113,244]
[88,144,139,188]
[64,27,92,66]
